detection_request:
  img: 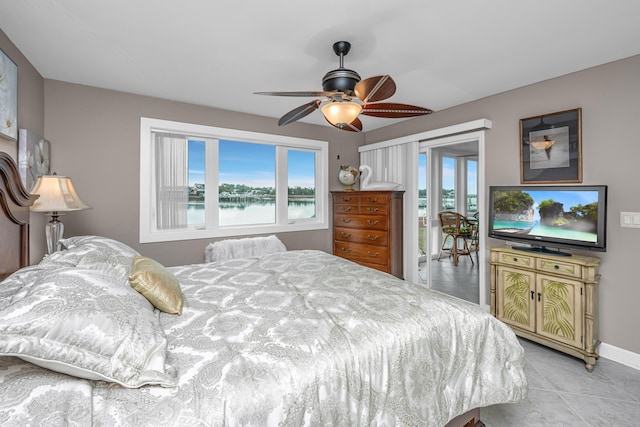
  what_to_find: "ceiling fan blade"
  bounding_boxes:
[325,116,362,132]
[278,100,322,126]
[255,91,336,97]
[354,75,396,103]
[360,102,433,118]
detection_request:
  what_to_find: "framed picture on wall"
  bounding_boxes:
[520,108,582,184]
[0,48,18,141]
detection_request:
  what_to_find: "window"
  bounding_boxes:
[140,118,328,243]
[466,159,478,214]
[287,149,317,221]
[441,156,456,211]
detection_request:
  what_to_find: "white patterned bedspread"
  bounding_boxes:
[0,250,527,426]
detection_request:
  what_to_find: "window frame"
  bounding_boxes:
[140,117,328,243]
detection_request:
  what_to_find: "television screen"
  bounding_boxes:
[488,185,607,254]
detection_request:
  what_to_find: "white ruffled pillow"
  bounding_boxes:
[205,235,286,262]
[0,266,176,388]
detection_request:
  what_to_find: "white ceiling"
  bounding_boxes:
[1,1,640,132]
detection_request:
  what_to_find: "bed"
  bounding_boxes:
[0,152,527,426]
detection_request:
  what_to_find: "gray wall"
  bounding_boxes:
[43,80,363,267]
[365,55,640,355]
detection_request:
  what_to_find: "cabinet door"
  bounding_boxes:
[496,266,536,332]
[536,274,583,348]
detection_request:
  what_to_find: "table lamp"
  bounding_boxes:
[30,173,91,254]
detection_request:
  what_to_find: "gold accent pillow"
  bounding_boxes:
[129,256,183,315]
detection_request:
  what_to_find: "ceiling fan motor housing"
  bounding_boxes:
[322,41,361,94]
[322,68,361,94]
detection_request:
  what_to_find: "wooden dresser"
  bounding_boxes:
[331,191,404,278]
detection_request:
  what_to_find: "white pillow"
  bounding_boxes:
[205,235,286,262]
[39,235,140,283]
[58,235,139,257]
[0,266,176,388]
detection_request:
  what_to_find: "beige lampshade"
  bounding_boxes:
[321,101,362,127]
[30,175,91,213]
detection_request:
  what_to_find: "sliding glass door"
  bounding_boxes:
[417,135,484,306]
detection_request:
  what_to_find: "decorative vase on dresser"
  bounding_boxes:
[331,191,404,279]
[490,246,601,371]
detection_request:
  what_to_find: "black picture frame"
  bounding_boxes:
[520,108,582,184]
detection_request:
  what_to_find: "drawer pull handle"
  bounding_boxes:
[342,218,352,223]
[340,247,352,253]
[366,207,379,213]
[367,198,378,203]
[340,231,351,238]
[367,251,380,258]
[367,234,379,241]
[341,197,351,202]
[367,219,380,226]
[554,265,560,270]
[341,206,351,212]
[513,257,518,262]
[531,290,535,300]
[537,292,542,302]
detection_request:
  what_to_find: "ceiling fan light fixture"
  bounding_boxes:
[321,101,362,128]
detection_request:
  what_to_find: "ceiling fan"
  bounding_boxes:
[254,41,434,132]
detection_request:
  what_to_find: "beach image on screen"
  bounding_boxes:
[492,189,599,243]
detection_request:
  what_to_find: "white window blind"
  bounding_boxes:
[154,132,188,230]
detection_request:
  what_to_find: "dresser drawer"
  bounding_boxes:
[537,258,582,279]
[497,252,535,269]
[359,204,388,215]
[359,194,388,206]
[333,194,359,204]
[334,202,389,215]
[334,214,388,230]
[334,227,388,246]
[333,241,389,266]
[334,203,360,214]
[357,260,390,274]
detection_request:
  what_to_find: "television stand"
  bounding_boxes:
[512,245,572,257]
[490,247,601,371]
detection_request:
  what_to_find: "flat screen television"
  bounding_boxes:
[487,185,607,255]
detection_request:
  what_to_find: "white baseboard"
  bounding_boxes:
[599,342,640,371]
[478,304,639,371]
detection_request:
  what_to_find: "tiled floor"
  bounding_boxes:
[418,253,479,304]
[418,256,640,426]
[481,338,640,426]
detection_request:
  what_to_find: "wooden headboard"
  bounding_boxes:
[0,152,39,280]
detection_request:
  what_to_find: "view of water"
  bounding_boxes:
[188,200,316,226]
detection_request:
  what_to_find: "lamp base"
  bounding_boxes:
[46,213,64,254]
